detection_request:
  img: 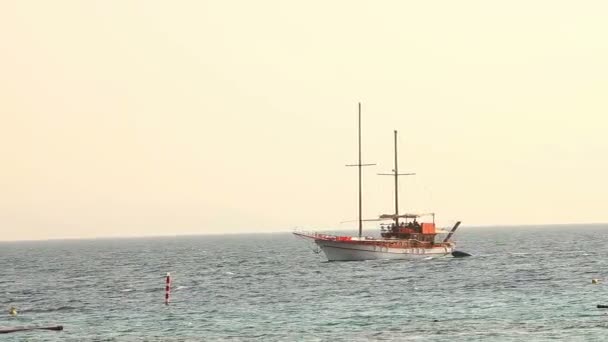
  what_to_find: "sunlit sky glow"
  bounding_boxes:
[2,1,608,241]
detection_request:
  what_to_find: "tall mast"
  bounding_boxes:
[358,104,363,237]
[393,130,399,226]
[346,103,375,238]
[379,130,415,226]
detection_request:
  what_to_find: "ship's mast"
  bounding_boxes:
[346,103,374,238]
[358,104,363,237]
[380,130,415,226]
[393,130,399,226]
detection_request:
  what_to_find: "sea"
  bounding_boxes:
[1,225,608,341]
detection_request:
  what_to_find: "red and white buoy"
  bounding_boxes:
[165,272,171,305]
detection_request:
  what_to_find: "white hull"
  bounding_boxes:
[316,240,454,261]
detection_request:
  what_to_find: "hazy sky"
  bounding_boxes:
[2,1,608,241]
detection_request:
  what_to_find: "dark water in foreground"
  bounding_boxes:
[2,225,608,341]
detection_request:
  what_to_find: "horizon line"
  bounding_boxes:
[2,221,608,243]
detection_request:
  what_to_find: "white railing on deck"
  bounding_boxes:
[294,231,376,241]
[293,231,338,240]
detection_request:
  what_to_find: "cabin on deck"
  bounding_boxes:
[379,213,437,242]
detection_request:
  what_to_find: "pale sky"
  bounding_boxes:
[1,1,608,241]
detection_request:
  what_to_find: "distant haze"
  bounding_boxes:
[2,1,608,241]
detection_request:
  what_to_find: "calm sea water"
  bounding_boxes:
[2,225,608,341]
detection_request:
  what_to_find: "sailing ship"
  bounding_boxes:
[294,103,461,261]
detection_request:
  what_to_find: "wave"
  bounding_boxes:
[24,305,78,313]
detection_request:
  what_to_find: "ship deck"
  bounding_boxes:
[293,231,452,249]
